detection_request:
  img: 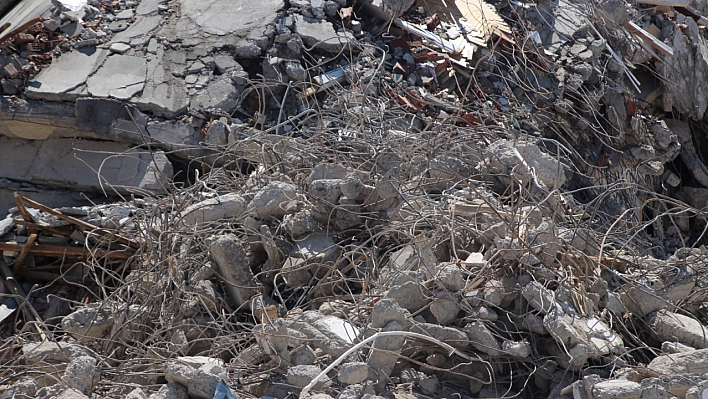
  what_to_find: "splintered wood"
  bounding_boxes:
[455,0,513,42]
[415,0,513,57]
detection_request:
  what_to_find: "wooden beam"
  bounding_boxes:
[0,242,133,260]
[626,21,674,57]
[12,233,36,273]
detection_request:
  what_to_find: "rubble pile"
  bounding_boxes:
[3,0,708,397]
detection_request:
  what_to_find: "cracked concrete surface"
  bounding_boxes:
[87,55,147,100]
[0,136,172,193]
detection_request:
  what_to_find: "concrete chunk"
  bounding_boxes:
[648,348,708,375]
[61,304,115,341]
[210,234,260,307]
[649,310,708,349]
[25,49,108,102]
[182,194,248,224]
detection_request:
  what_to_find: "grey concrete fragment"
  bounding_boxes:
[182,194,247,224]
[109,42,131,54]
[468,306,498,322]
[125,388,149,399]
[464,321,501,356]
[210,235,260,308]
[193,280,219,311]
[147,121,200,148]
[63,356,97,395]
[502,340,531,358]
[133,47,189,118]
[338,362,368,385]
[385,281,430,313]
[483,279,505,307]
[179,0,280,36]
[419,374,438,395]
[86,55,147,100]
[522,281,558,314]
[22,341,88,365]
[587,379,642,399]
[190,76,240,112]
[187,363,228,399]
[370,298,411,330]
[165,359,197,386]
[291,345,317,365]
[254,319,291,363]
[282,256,313,288]
[434,262,465,292]
[26,49,108,102]
[285,61,307,81]
[620,282,671,318]
[61,304,115,341]
[282,209,318,238]
[486,139,567,190]
[74,97,126,135]
[296,17,354,53]
[148,383,188,399]
[1,378,38,399]
[110,15,161,43]
[56,388,90,399]
[287,365,328,389]
[137,0,159,14]
[430,292,459,325]
[368,320,405,392]
[661,341,696,354]
[288,311,359,357]
[411,323,469,349]
[249,181,301,219]
[649,310,708,349]
[234,40,262,57]
[660,19,708,120]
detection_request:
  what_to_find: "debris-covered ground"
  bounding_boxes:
[3,0,708,397]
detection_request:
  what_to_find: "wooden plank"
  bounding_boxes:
[453,0,513,43]
[0,242,133,260]
[12,233,36,273]
[13,192,35,227]
[626,21,674,57]
[17,194,140,249]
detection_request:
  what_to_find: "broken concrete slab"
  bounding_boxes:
[0,136,172,194]
[296,16,355,53]
[190,75,240,112]
[648,347,708,375]
[648,309,708,349]
[0,97,76,140]
[179,0,281,37]
[25,48,108,102]
[86,55,147,100]
[132,47,190,118]
[110,15,161,44]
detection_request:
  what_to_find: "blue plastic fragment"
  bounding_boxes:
[212,380,235,399]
